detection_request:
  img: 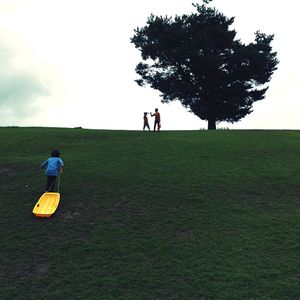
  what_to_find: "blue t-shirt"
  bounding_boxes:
[41,157,64,176]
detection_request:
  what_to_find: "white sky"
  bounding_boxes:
[0,0,299,130]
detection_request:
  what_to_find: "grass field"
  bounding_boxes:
[1,127,300,299]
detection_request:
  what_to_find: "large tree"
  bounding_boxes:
[131,1,279,129]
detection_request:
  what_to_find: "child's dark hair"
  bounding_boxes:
[51,150,60,157]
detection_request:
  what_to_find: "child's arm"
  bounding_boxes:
[59,159,64,174]
[41,159,48,169]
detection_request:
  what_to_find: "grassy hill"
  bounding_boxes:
[1,127,300,299]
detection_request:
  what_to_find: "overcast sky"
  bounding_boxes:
[0,0,299,130]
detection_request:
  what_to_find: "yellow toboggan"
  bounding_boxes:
[33,174,61,218]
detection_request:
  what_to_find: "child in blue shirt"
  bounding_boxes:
[41,150,64,192]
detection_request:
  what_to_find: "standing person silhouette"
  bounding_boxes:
[151,108,161,132]
[143,112,150,131]
[41,150,64,192]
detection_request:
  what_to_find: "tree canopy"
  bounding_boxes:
[131,2,279,129]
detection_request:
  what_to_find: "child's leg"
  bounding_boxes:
[145,122,150,131]
[46,176,57,192]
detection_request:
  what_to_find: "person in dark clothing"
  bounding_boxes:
[143,112,150,131]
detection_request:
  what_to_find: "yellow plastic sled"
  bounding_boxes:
[33,192,60,218]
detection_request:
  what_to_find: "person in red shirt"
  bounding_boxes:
[151,108,161,132]
[143,112,150,131]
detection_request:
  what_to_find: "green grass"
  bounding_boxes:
[1,127,300,299]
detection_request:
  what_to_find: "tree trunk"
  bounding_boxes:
[207,119,216,130]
